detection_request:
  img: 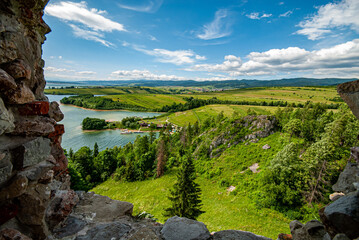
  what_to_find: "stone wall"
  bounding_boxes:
[0,0,77,238]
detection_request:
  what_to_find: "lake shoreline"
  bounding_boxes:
[60,103,165,114]
[83,128,160,133]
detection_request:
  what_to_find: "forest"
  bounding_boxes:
[66,102,359,236]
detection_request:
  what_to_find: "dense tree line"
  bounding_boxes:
[158,97,341,112]
[67,104,358,219]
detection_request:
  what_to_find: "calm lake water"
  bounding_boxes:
[47,95,161,152]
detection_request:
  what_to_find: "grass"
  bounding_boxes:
[104,94,187,110]
[149,104,277,126]
[92,133,296,239]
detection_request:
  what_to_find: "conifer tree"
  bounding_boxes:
[94,142,99,157]
[165,154,204,220]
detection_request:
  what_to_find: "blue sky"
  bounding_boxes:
[43,0,359,81]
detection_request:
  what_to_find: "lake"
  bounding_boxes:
[47,95,161,152]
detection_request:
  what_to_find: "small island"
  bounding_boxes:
[81,116,160,131]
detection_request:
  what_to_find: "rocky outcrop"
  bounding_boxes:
[337,80,359,121]
[332,162,359,194]
[0,0,73,239]
[161,216,210,240]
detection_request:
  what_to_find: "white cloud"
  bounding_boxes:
[45,66,97,79]
[45,66,75,73]
[197,9,232,40]
[296,0,359,40]
[109,69,236,81]
[77,71,96,75]
[127,44,206,65]
[45,1,125,46]
[110,70,186,80]
[279,2,284,5]
[188,39,359,77]
[246,12,272,20]
[45,1,125,32]
[69,24,114,47]
[279,10,292,17]
[117,0,163,13]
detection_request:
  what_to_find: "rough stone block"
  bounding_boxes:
[0,204,18,226]
[0,68,17,90]
[0,228,31,240]
[45,190,79,230]
[18,101,50,116]
[5,83,35,104]
[0,151,13,186]
[0,97,15,135]
[10,137,51,169]
[213,230,272,240]
[11,116,55,136]
[48,101,64,122]
[48,124,65,144]
[161,216,210,240]
[72,192,133,222]
[337,80,359,121]
[17,183,51,226]
[0,175,28,202]
[332,162,359,194]
[0,59,31,81]
[18,160,54,182]
[323,192,359,239]
[76,222,131,240]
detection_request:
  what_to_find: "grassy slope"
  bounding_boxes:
[47,87,339,107]
[149,104,276,126]
[104,94,187,110]
[93,133,296,239]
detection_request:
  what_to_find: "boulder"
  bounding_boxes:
[128,227,160,240]
[322,191,359,239]
[212,230,272,240]
[262,144,271,150]
[161,216,210,240]
[0,97,15,135]
[75,222,131,240]
[48,101,64,122]
[290,220,330,240]
[333,234,350,240]
[52,216,86,239]
[332,162,359,194]
[0,228,32,240]
[72,192,133,222]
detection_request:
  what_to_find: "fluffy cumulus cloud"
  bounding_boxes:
[188,39,359,77]
[45,1,125,46]
[296,0,359,40]
[246,12,272,20]
[197,9,232,40]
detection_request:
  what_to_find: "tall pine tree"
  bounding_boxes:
[164,154,204,220]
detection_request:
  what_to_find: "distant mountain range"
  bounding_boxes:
[47,78,357,89]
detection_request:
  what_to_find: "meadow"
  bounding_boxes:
[92,133,294,239]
